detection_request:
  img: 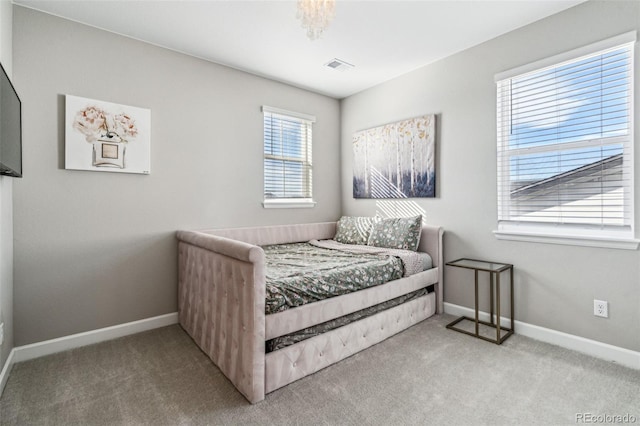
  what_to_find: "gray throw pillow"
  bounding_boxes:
[334,216,377,245]
[367,216,423,251]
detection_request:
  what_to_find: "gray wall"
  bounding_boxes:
[10,2,640,353]
[0,0,14,370]
[12,6,341,345]
[341,1,640,351]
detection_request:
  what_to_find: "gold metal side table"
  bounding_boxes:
[445,258,514,344]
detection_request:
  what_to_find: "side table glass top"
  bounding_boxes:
[446,258,512,273]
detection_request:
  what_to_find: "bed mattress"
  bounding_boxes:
[263,241,431,315]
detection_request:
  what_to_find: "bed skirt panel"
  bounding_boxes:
[264,292,436,394]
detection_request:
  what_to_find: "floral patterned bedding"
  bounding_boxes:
[264,242,406,315]
[309,239,432,276]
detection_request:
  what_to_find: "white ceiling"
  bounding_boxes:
[14,0,585,99]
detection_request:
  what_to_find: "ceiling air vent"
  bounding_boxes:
[324,58,354,72]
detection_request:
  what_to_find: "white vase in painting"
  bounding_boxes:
[92,134,126,168]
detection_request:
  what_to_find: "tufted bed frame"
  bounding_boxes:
[176,221,444,403]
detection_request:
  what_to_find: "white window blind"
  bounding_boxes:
[496,34,635,241]
[262,106,315,205]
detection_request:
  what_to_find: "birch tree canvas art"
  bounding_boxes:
[353,114,435,199]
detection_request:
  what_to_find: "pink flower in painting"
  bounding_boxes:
[73,105,139,143]
[73,106,107,142]
[113,113,138,140]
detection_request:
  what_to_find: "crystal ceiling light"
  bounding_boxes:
[296,0,336,41]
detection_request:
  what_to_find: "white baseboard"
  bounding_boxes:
[12,312,179,364]
[4,306,639,397]
[0,347,16,398]
[0,312,178,397]
[444,302,640,370]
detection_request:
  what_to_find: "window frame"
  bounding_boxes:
[261,105,316,209]
[493,32,639,250]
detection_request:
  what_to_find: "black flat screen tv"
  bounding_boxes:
[0,62,22,178]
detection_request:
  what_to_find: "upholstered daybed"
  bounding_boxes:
[177,220,443,403]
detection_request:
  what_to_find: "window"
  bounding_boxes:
[495,32,638,249]
[262,106,316,208]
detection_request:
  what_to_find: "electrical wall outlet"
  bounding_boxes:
[594,300,608,318]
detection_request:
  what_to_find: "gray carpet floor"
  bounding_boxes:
[1,314,639,425]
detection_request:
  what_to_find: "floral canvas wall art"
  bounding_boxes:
[353,114,435,199]
[65,95,151,174]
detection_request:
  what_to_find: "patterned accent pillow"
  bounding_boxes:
[367,216,423,251]
[334,216,378,245]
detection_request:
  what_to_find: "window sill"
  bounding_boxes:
[263,199,316,209]
[493,230,640,250]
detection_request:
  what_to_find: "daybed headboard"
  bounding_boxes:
[200,221,443,268]
[201,222,337,246]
